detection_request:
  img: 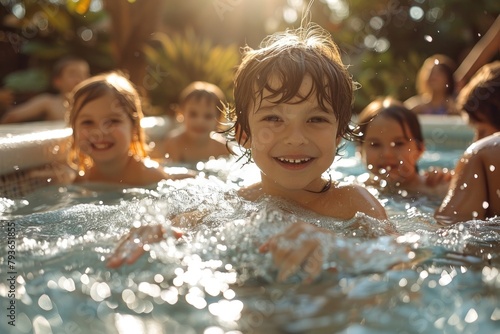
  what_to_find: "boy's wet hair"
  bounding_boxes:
[457,61,500,130]
[52,56,88,79]
[230,23,355,148]
[179,81,226,119]
[67,71,147,172]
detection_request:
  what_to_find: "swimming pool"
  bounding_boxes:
[1,117,499,334]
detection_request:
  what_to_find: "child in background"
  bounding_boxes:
[1,56,90,123]
[405,54,458,116]
[355,97,451,199]
[107,23,390,282]
[68,71,191,186]
[153,81,230,165]
[436,61,500,224]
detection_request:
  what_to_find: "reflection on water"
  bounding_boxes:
[0,153,499,334]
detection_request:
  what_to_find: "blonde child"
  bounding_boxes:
[355,97,451,199]
[107,23,390,282]
[68,71,191,186]
[1,56,90,123]
[436,61,500,224]
[153,81,231,165]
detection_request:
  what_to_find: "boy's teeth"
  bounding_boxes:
[278,157,311,164]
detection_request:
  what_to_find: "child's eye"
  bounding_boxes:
[262,115,282,122]
[308,117,329,123]
[102,119,122,128]
[393,141,406,147]
[79,120,93,126]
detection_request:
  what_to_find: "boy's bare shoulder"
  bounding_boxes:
[327,183,387,220]
[466,133,500,154]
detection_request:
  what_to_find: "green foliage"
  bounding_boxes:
[1,0,113,92]
[143,29,241,114]
[350,50,424,112]
[329,0,500,112]
[3,68,49,92]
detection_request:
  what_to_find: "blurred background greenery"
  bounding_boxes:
[1,0,499,115]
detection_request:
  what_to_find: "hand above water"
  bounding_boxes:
[259,221,331,283]
[424,166,453,187]
[106,224,183,268]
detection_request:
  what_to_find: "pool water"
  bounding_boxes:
[1,144,499,334]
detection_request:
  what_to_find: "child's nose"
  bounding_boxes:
[380,145,395,157]
[283,125,308,145]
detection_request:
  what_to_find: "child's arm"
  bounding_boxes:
[0,95,52,123]
[435,150,489,224]
[424,166,453,187]
[106,224,183,268]
[106,210,208,268]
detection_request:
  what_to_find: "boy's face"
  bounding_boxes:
[54,61,90,94]
[360,115,423,184]
[247,75,341,192]
[181,97,219,138]
[74,92,134,166]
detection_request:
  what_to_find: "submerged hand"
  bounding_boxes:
[106,224,182,268]
[259,221,329,283]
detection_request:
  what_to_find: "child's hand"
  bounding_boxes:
[424,167,453,187]
[259,222,329,283]
[106,224,182,268]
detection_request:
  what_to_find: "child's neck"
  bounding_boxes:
[88,155,134,183]
[259,175,330,203]
[428,90,449,104]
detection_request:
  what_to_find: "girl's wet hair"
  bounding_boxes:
[67,71,147,172]
[229,23,355,150]
[416,54,456,97]
[457,61,500,130]
[355,97,424,150]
